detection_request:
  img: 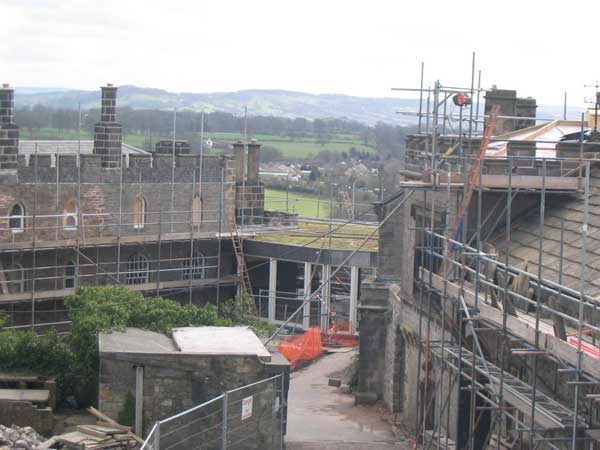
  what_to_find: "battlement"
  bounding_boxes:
[0,153,234,185]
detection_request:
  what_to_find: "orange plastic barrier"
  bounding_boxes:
[322,320,358,348]
[278,327,324,369]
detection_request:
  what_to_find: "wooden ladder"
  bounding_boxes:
[228,217,253,298]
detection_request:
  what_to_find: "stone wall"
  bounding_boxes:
[99,351,286,435]
[0,84,18,170]
[236,183,264,225]
[0,401,53,434]
[0,154,236,242]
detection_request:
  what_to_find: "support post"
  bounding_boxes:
[350,266,359,334]
[321,264,331,332]
[302,263,312,330]
[221,392,228,450]
[269,259,277,322]
[154,421,160,450]
[135,366,144,436]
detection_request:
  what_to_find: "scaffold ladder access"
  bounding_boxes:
[228,217,253,298]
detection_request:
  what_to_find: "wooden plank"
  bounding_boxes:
[423,269,600,378]
[0,388,49,403]
[37,437,58,450]
[78,426,108,439]
[87,407,120,426]
[94,422,131,432]
[480,175,579,190]
[87,408,144,445]
[0,275,240,303]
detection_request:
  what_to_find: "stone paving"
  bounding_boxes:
[285,349,411,450]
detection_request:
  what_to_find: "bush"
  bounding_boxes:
[221,293,276,337]
[0,286,225,406]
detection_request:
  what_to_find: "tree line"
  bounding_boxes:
[14,105,413,160]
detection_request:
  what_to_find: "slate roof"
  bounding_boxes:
[492,168,600,298]
[18,140,149,155]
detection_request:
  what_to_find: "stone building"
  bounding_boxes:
[0,84,258,329]
[98,326,289,436]
[357,95,600,449]
[0,82,374,341]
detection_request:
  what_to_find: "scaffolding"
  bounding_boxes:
[395,58,600,450]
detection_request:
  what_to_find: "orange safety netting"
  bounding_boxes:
[278,327,324,368]
[322,320,358,348]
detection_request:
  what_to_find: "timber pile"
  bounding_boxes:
[53,425,137,450]
[35,407,142,450]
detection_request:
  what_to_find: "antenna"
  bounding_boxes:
[584,81,599,132]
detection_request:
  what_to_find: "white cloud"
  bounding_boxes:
[1,0,599,106]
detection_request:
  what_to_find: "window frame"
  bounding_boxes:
[133,195,146,230]
[191,193,202,231]
[63,200,79,230]
[126,254,149,285]
[9,203,25,233]
[183,245,206,281]
[64,260,77,289]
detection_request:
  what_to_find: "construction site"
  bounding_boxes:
[356,57,600,450]
[2,54,600,450]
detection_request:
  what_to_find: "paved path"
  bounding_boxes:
[286,349,401,450]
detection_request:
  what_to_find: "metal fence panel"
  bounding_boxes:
[142,374,284,450]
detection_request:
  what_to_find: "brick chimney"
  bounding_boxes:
[0,83,19,169]
[93,84,122,165]
[246,139,261,185]
[233,140,245,183]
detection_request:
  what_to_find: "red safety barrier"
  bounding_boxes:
[322,320,358,348]
[278,327,324,369]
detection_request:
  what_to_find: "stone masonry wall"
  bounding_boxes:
[99,352,272,434]
[0,154,236,242]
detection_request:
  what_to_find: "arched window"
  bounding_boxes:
[65,261,77,289]
[63,200,78,229]
[191,194,202,231]
[9,203,25,232]
[183,245,205,280]
[127,254,149,285]
[133,196,146,229]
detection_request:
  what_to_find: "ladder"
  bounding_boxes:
[228,217,253,298]
[429,342,586,429]
[340,190,354,219]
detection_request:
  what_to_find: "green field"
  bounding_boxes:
[19,128,374,159]
[265,189,331,218]
[19,128,148,148]
[205,131,374,158]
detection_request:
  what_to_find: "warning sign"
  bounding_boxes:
[242,396,253,420]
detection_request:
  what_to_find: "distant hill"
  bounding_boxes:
[14,86,420,126]
[13,85,584,126]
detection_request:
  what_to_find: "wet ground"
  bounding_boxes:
[286,349,407,450]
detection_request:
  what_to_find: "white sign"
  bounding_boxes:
[241,396,253,420]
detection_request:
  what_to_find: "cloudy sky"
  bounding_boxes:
[2,0,599,105]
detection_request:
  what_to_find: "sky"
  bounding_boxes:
[1,0,599,106]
